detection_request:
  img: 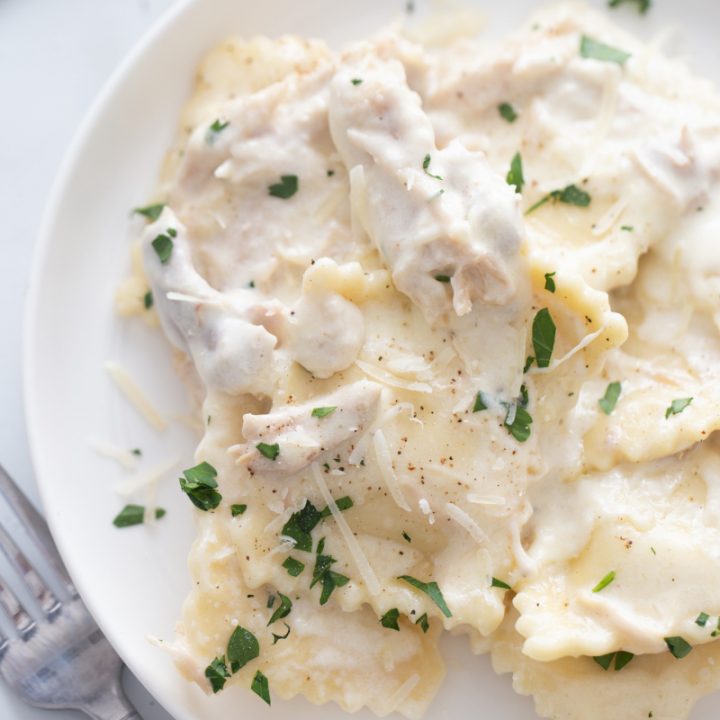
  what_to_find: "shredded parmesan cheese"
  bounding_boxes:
[372,430,412,512]
[356,359,432,393]
[114,457,179,497]
[418,497,436,524]
[528,323,608,376]
[445,502,489,545]
[104,361,167,430]
[87,437,139,470]
[387,673,421,714]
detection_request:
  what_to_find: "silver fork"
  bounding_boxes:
[0,464,140,720]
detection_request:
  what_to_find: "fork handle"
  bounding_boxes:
[81,688,141,720]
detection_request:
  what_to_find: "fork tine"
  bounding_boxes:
[0,573,35,639]
[0,465,74,594]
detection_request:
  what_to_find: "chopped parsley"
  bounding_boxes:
[473,391,488,413]
[398,575,452,618]
[311,547,350,605]
[282,501,322,551]
[179,461,222,511]
[319,496,354,518]
[205,119,229,144]
[519,383,529,408]
[402,531,412,543]
[580,35,631,65]
[256,442,280,460]
[526,184,592,214]
[311,406,337,418]
[131,448,142,456]
[227,625,259,673]
[415,613,429,633]
[491,577,512,590]
[592,570,616,593]
[205,656,230,693]
[599,382,622,415]
[593,652,614,671]
[282,556,305,576]
[380,608,401,630]
[143,290,153,309]
[134,203,165,222]
[112,504,165,528]
[422,154,443,181]
[524,356,535,373]
[593,651,634,671]
[532,308,556,369]
[251,670,271,706]
[268,174,299,199]
[506,152,524,193]
[231,504,247,517]
[498,102,518,123]
[351,78,363,86]
[267,592,292,625]
[621,225,634,232]
[608,0,651,14]
[695,612,710,627]
[664,636,693,659]
[434,274,452,283]
[272,623,291,645]
[665,397,693,419]
[504,404,533,443]
[544,272,556,293]
[151,232,174,264]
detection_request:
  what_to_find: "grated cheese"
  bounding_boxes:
[114,457,179,497]
[87,437,139,470]
[311,462,381,596]
[356,359,432,393]
[372,430,412,512]
[418,497,435,524]
[445,502,489,545]
[105,361,167,430]
[387,673,421,714]
[528,323,608,376]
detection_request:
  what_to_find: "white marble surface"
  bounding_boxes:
[0,1,178,717]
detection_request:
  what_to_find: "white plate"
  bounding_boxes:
[24,0,720,718]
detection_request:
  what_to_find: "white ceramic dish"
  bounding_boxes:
[24,0,720,718]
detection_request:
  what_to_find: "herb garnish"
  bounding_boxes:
[434,274,451,283]
[380,608,401,630]
[608,0,650,15]
[665,398,693,419]
[231,504,247,517]
[351,78,363,86]
[282,498,353,550]
[151,232,174,264]
[205,656,230,693]
[415,613,429,633]
[227,625,259,673]
[131,448,142,456]
[143,290,154,309]
[398,575,452,618]
[205,119,229,144]
[593,651,634,671]
[506,152,524,193]
[179,461,222,511]
[282,557,305,576]
[268,175,299,199]
[112,504,166,528]
[498,102,518,123]
[544,272,556,293]
[251,670,271,705]
[524,356,535,373]
[695,612,710,627]
[319,496,353,518]
[592,570,616,593]
[532,308,556,369]
[256,442,280,460]
[402,531,412,543]
[580,35,631,65]
[312,406,337,418]
[272,623,291,644]
[268,592,292,625]
[134,204,165,222]
[473,391,488,413]
[491,577,512,590]
[422,154,443,181]
[599,382,622,415]
[526,184,591,215]
[621,225,634,232]
[504,404,533,443]
[665,636,693,659]
[311,546,350,605]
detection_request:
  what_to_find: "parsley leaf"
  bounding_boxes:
[311,549,350,605]
[112,504,166,528]
[272,623,291,644]
[311,406,337,418]
[608,0,651,15]
[504,404,533,443]
[506,152,524,193]
[696,612,710,627]
[231,504,247,517]
[665,636,693,659]
[599,382,622,415]
[143,290,154,309]
[473,391,488,413]
[268,175,299,199]
[422,154,443,181]
[251,670,271,706]
[226,626,259,673]
[491,577,512,590]
[593,651,634,671]
[593,652,615,671]
[402,531,412,543]
[580,35,631,65]
[351,77,363,85]
[282,557,304,576]
[268,592,292,625]
[380,608,401,630]
[151,232,174,264]
[205,119,229,144]
[134,203,165,222]
[665,397,693,419]
[532,308,556,369]
[592,570,616,593]
[498,102,518,123]
[281,501,322,552]
[526,184,592,214]
[415,613,429,633]
[398,575,452,618]
[205,656,230,693]
[256,442,280,460]
[319,496,354,518]
[179,461,222,511]
[544,272,556,293]
[524,356,535,373]
[434,274,452,283]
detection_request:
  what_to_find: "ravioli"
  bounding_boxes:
[124,2,720,718]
